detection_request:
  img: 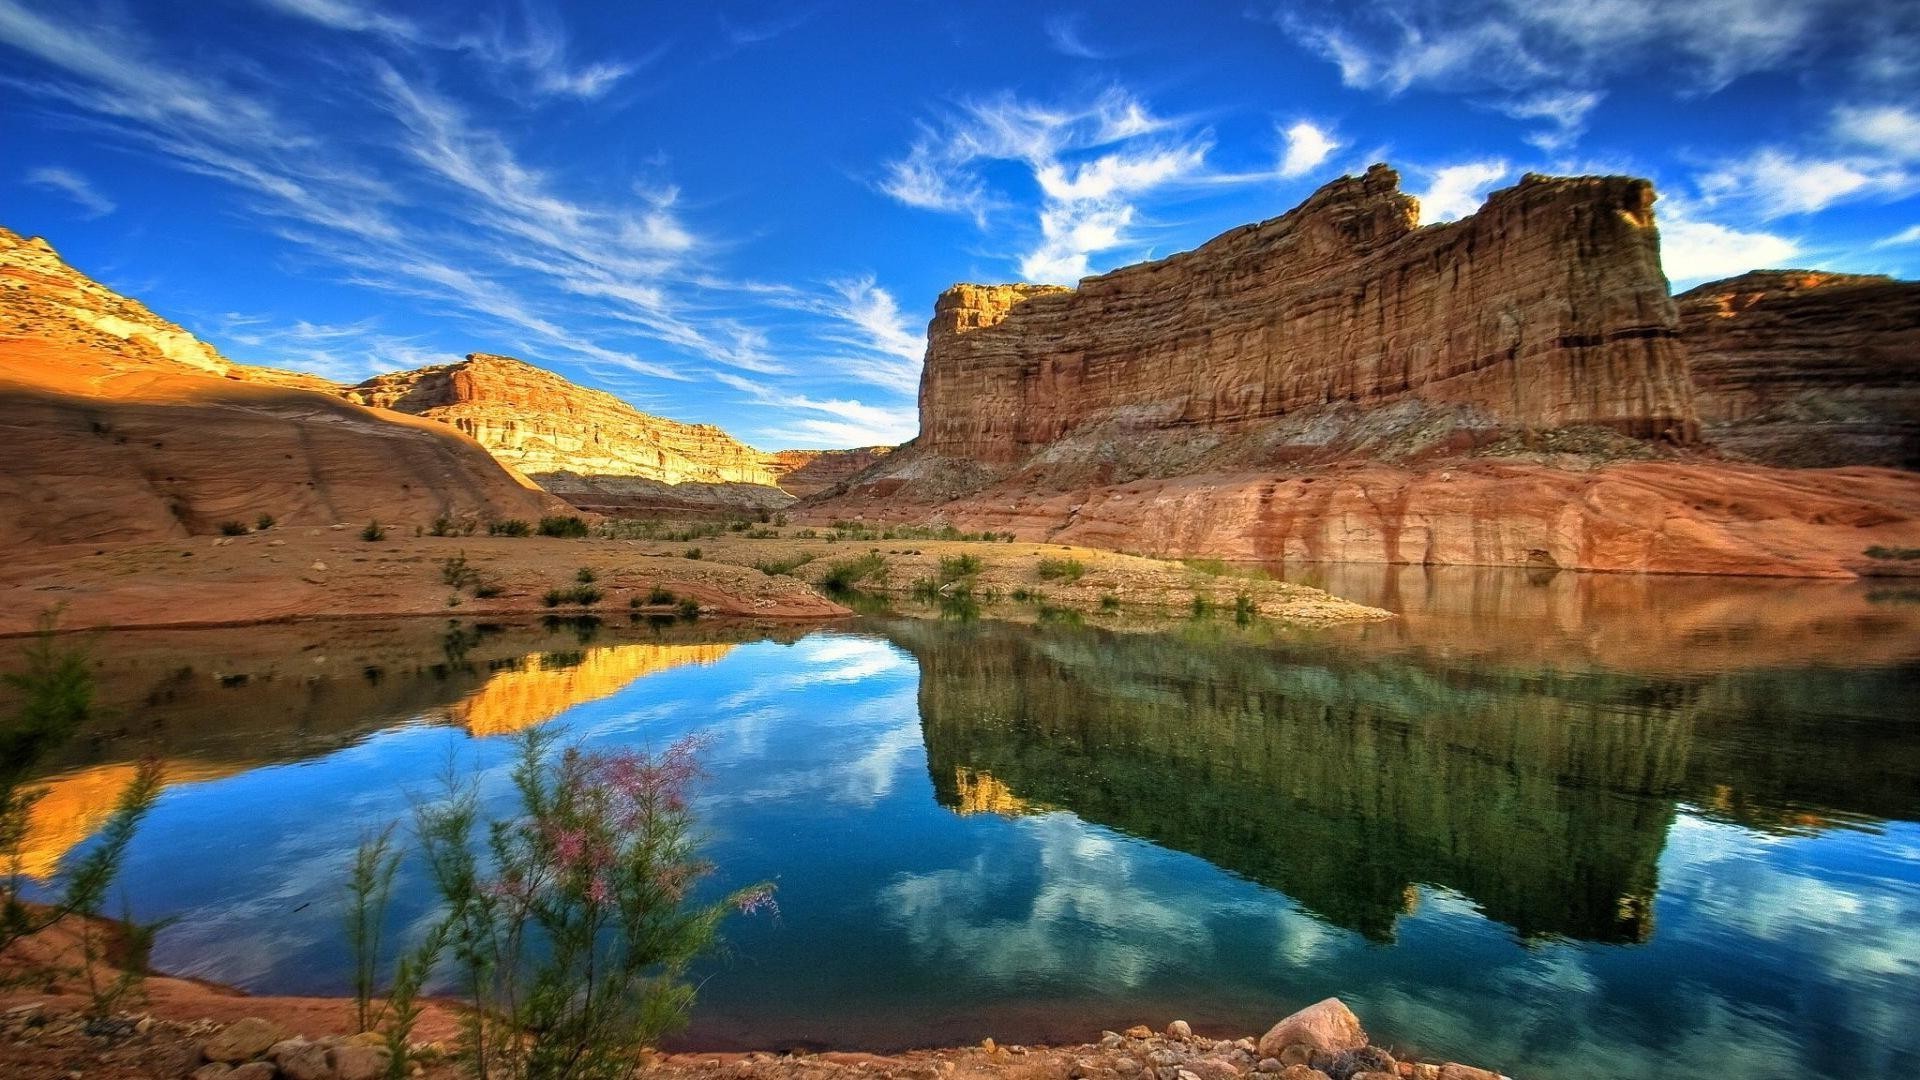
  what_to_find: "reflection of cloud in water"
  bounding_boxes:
[881,814,1311,989]
[715,634,913,710]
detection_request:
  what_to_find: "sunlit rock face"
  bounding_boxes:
[807,170,1920,575]
[0,230,565,547]
[344,353,793,513]
[450,642,736,736]
[1677,270,1920,468]
[916,166,1695,467]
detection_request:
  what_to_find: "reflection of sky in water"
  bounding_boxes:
[57,626,1920,1080]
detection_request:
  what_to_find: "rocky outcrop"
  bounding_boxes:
[1678,270,1920,468]
[0,229,565,547]
[343,354,792,513]
[763,446,894,497]
[917,165,1695,468]
[811,168,1920,576]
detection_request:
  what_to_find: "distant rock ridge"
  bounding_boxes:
[806,167,1920,577]
[0,227,566,546]
[1678,269,1920,469]
[763,446,895,498]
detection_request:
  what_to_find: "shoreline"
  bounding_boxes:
[0,531,1391,638]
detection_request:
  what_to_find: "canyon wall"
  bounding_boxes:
[809,168,1920,576]
[0,230,565,547]
[918,165,1696,468]
[763,446,894,497]
[1678,270,1920,469]
[343,354,792,513]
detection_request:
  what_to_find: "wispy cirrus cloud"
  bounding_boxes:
[878,87,1229,284]
[1043,13,1115,60]
[24,165,113,217]
[253,0,643,100]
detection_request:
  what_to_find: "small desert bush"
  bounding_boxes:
[1036,557,1085,583]
[254,514,275,531]
[575,567,596,584]
[218,521,248,536]
[819,552,888,592]
[752,554,817,578]
[1098,592,1121,613]
[683,547,702,560]
[938,553,982,583]
[1190,593,1215,619]
[489,519,533,537]
[677,598,702,620]
[543,584,603,607]
[647,586,677,605]
[360,520,386,542]
[1233,592,1258,625]
[538,515,590,538]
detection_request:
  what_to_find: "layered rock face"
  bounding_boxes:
[763,446,894,497]
[343,354,792,513]
[811,167,1920,576]
[0,230,564,547]
[918,165,1696,468]
[1678,270,1920,468]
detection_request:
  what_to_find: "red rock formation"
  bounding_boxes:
[343,354,792,513]
[763,446,894,497]
[810,168,1920,576]
[1678,270,1920,468]
[0,230,565,547]
[918,165,1696,468]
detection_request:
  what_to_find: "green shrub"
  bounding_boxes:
[677,598,702,620]
[1190,594,1215,619]
[752,554,817,577]
[544,584,602,607]
[1233,592,1258,626]
[219,521,248,536]
[938,553,982,583]
[428,515,457,537]
[1865,545,1920,560]
[254,514,275,531]
[1036,557,1086,583]
[441,552,480,590]
[489,519,533,537]
[1098,592,1121,613]
[386,731,772,1080]
[575,567,596,584]
[538,515,590,538]
[819,552,888,592]
[360,520,386,542]
[1184,558,1229,576]
[684,547,702,560]
[647,586,677,605]
[473,582,504,599]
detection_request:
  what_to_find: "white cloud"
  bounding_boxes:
[1043,13,1111,60]
[214,313,453,382]
[1658,217,1800,284]
[1833,105,1920,162]
[1872,223,1920,249]
[24,165,114,217]
[1498,89,1603,152]
[1277,120,1340,178]
[1697,148,1906,218]
[716,372,919,448]
[1414,160,1509,223]
[880,88,1225,285]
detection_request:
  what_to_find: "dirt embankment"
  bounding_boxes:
[0,528,1390,638]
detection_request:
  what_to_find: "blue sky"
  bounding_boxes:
[3,0,1917,449]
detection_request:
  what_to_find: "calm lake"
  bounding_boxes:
[12,567,1920,1080]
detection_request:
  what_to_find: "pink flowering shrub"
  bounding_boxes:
[388,728,772,1080]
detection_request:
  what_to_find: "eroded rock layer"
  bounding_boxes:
[919,166,1696,467]
[0,230,564,547]
[343,354,793,512]
[1678,270,1920,468]
[763,446,894,497]
[811,169,1920,575]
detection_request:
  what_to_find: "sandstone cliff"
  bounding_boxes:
[1678,270,1920,468]
[809,167,1920,576]
[0,229,565,547]
[763,446,894,497]
[918,165,1695,470]
[343,354,793,514]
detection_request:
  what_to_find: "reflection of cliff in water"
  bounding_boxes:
[886,617,1920,944]
[5,618,796,879]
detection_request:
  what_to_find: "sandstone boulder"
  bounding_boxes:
[202,1017,287,1063]
[1256,999,1367,1059]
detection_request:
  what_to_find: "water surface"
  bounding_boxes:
[12,570,1920,1080]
